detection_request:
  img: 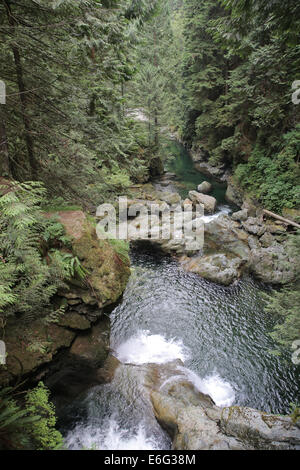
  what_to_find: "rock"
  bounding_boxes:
[155,191,181,206]
[190,147,208,163]
[247,235,261,251]
[73,223,131,308]
[182,198,193,207]
[70,317,110,367]
[163,172,176,179]
[260,232,275,248]
[96,355,121,383]
[232,209,248,222]
[249,242,298,284]
[148,366,300,450]
[265,222,287,234]
[242,217,266,237]
[205,215,250,260]
[191,150,227,182]
[151,387,244,450]
[0,320,76,386]
[181,253,245,286]
[57,311,91,330]
[0,214,131,387]
[242,199,257,218]
[188,191,217,214]
[44,210,87,240]
[67,299,81,306]
[220,406,300,450]
[225,177,244,207]
[44,318,111,415]
[197,181,212,194]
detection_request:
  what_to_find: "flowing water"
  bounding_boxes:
[62,142,300,451]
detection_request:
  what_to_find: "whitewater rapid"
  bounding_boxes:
[114,330,236,408]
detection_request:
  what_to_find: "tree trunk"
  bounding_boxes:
[154,108,159,148]
[0,118,11,177]
[262,209,300,230]
[4,0,37,178]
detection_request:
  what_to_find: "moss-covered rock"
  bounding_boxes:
[72,222,130,308]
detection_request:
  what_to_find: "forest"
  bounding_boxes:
[0,0,299,451]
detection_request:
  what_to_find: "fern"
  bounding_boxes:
[0,181,75,324]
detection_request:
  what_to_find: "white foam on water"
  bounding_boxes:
[202,205,232,224]
[115,331,189,365]
[178,366,236,407]
[66,419,161,450]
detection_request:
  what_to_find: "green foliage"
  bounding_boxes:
[179,0,300,211]
[25,382,63,450]
[0,383,63,450]
[235,127,300,212]
[264,232,300,355]
[0,0,161,204]
[290,403,300,424]
[49,252,89,280]
[0,181,76,324]
[109,239,130,265]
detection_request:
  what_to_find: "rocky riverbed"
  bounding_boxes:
[123,179,298,287]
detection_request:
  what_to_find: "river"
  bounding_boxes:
[62,142,300,450]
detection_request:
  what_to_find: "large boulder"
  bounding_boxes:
[249,243,298,285]
[154,191,182,206]
[204,215,250,260]
[73,221,131,308]
[181,253,245,286]
[151,385,245,450]
[231,209,248,222]
[197,181,212,194]
[242,217,266,237]
[188,191,217,214]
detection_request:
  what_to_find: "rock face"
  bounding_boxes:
[191,149,228,182]
[197,181,212,194]
[148,367,300,450]
[44,318,112,414]
[188,191,217,213]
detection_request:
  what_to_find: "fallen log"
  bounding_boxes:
[262,209,300,230]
